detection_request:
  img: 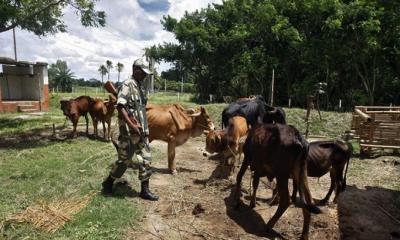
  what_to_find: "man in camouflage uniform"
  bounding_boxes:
[102,58,159,201]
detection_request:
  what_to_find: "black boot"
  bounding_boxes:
[101,176,114,195]
[140,180,159,201]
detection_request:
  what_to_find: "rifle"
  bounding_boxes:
[104,81,149,149]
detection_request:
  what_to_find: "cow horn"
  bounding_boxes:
[189,111,202,117]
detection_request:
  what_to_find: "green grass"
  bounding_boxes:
[0,137,149,239]
[148,92,194,105]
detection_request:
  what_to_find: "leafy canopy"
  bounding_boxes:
[0,0,106,35]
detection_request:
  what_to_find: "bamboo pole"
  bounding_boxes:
[355,109,373,122]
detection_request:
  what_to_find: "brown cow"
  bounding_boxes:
[60,96,93,138]
[205,116,248,177]
[146,104,215,174]
[266,140,352,205]
[89,95,116,140]
[249,139,352,209]
[235,123,321,240]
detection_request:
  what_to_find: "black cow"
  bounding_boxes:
[235,123,321,240]
[221,96,286,128]
[263,106,286,124]
[221,99,266,128]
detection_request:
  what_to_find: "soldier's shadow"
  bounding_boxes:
[110,182,139,198]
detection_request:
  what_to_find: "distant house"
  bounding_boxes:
[0,57,50,113]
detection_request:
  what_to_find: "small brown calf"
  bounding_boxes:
[60,96,93,138]
[89,95,116,140]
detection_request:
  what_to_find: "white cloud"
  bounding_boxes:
[0,0,222,81]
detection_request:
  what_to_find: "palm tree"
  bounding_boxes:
[116,62,124,84]
[106,60,113,81]
[49,60,75,92]
[98,65,108,88]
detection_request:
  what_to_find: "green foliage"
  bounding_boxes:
[106,60,113,81]
[147,0,400,108]
[98,65,108,85]
[0,0,106,35]
[48,60,75,92]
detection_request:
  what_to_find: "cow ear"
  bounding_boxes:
[186,108,196,114]
[203,130,210,135]
[200,106,206,113]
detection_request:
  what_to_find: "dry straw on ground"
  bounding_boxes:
[1,192,96,233]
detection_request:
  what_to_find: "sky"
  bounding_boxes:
[0,0,222,81]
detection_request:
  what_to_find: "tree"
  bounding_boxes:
[146,0,400,107]
[105,60,113,81]
[98,65,108,88]
[48,60,75,92]
[0,0,106,35]
[116,62,124,84]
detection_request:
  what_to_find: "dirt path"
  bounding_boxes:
[122,137,398,240]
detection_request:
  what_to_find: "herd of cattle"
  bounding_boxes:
[60,94,351,239]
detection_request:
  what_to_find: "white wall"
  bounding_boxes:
[1,64,44,100]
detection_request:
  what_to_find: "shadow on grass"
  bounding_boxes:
[0,124,109,150]
[109,182,140,199]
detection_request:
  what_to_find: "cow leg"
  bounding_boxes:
[301,206,312,240]
[291,177,298,204]
[227,156,238,179]
[249,174,260,208]
[107,119,112,141]
[102,121,106,139]
[333,166,344,203]
[235,159,248,208]
[167,141,177,175]
[84,114,89,135]
[270,182,279,205]
[93,119,98,138]
[321,168,335,204]
[266,177,290,230]
[72,117,78,138]
[291,166,312,240]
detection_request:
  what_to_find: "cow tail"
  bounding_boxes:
[111,139,119,151]
[298,137,321,214]
[342,141,353,191]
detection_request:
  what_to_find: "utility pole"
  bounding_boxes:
[180,61,184,93]
[149,57,155,93]
[270,69,275,106]
[13,28,17,61]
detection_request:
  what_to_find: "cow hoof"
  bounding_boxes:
[171,169,178,175]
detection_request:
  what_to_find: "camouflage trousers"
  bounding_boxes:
[109,120,152,182]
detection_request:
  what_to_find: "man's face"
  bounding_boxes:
[132,66,147,82]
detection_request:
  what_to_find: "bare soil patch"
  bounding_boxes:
[126,138,400,240]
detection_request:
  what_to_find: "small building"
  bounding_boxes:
[0,57,50,113]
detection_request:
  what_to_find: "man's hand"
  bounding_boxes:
[117,105,142,135]
[129,124,142,136]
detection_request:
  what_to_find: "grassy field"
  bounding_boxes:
[0,91,355,239]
